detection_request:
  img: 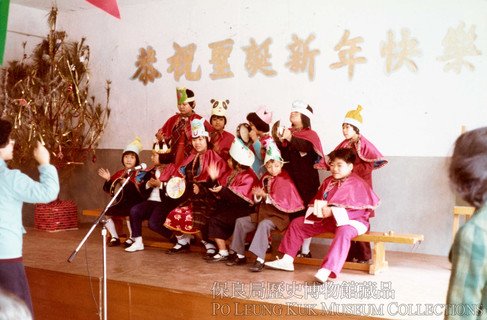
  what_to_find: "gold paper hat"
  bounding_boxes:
[343,105,363,129]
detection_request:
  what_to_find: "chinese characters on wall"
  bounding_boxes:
[131,22,481,85]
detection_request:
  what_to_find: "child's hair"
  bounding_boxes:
[229,157,250,170]
[449,127,487,208]
[186,89,196,108]
[328,148,356,164]
[210,115,227,126]
[121,151,140,166]
[0,119,12,148]
[192,136,213,150]
[343,123,360,135]
[300,105,313,129]
[152,141,175,164]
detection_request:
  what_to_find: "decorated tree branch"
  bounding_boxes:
[0,7,110,169]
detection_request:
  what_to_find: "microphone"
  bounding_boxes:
[127,163,147,173]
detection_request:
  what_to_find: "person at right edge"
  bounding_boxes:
[446,126,487,320]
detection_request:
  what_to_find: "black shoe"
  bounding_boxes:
[166,243,190,254]
[123,238,134,248]
[296,251,312,258]
[108,238,120,247]
[249,260,264,272]
[207,254,229,263]
[202,249,217,260]
[226,254,247,266]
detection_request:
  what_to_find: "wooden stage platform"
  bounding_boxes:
[23,224,450,320]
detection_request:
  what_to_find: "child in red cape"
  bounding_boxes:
[265,148,380,283]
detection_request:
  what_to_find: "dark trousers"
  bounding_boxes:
[0,261,33,315]
[129,201,173,240]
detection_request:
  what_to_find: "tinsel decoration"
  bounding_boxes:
[0,7,111,168]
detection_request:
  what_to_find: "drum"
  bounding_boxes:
[165,176,186,199]
[236,123,251,145]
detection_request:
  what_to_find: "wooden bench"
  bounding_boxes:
[83,209,423,275]
[291,231,424,275]
[452,206,475,238]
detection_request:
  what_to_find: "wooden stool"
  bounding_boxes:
[452,206,475,238]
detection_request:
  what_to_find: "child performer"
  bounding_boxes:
[207,138,259,262]
[209,99,234,161]
[265,148,380,283]
[164,119,228,256]
[333,105,387,263]
[276,100,324,258]
[155,87,212,166]
[125,140,180,252]
[97,137,144,247]
[246,106,273,177]
[447,127,487,318]
[226,140,304,271]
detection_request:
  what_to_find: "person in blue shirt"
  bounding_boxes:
[0,119,59,315]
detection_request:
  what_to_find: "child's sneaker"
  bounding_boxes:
[264,257,294,271]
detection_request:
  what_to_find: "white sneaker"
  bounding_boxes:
[314,268,331,283]
[264,258,294,271]
[125,241,144,252]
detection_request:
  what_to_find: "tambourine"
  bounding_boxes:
[271,120,283,143]
[165,176,186,199]
[236,123,251,145]
[109,177,125,205]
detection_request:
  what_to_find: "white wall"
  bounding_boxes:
[5,0,487,256]
[7,0,486,155]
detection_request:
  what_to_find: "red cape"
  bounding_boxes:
[219,167,259,204]
[178,149,228,182]
[312,173,380,210]
[111,168,139,184]
[210,130,235,161]
[335,135,387,169]
[289,128,324,160]
[156,112,213,142]
[263,170,305,213]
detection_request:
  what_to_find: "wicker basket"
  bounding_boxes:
[35,200,79,232]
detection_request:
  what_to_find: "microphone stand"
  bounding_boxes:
[68,172,135,320]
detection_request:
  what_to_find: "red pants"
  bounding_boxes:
[278,216,358,278]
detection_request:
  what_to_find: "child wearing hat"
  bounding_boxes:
[206,138,260,262]
[276,100,325,258]
[164,118,228,257]
[265,148,380,283]
[0,119,59,314]
[226,140,304,272]
[209,99,235,161]
[155,87,213,166]
[332,105,387,263]
[97,137,145,247]
[125,140,181,252]
[246,106,273,177]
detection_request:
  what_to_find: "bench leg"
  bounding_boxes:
[369,242,388,275]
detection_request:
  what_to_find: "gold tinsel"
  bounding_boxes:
[0,7,111,168]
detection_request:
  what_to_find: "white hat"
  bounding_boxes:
[291,100,313,120]
[211,99,229,118]
[229,138,255,167]
[191,118,209,138]
[123,136,143,155]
